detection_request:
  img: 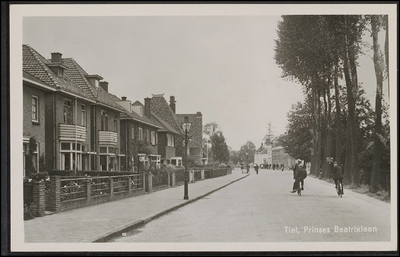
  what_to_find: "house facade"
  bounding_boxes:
[254,143,269,166]
[23,45,126,175]
[115,96,162,172]
[23,45,204,177]
[149,94,203,166]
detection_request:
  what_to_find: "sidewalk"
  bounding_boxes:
[24,169,249,243]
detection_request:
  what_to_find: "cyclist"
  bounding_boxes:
[290,160,307,193]
[332,161,344,195]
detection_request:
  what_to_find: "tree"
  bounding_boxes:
[210,131,230,163]
[282,101,313,163]
[238,141,256,164]
[368,15,386,193]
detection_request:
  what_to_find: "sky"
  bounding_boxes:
[17,4,395,150]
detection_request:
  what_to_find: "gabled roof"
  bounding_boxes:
[272,134,288,147]
[23,70,52,88]
[151,112,181,135]
[61,57,125,112]
[150,94,183,134]
[23,45,94,101]
[256,144,269,154]
[62,58,98,100]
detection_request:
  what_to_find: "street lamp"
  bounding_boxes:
[181,116,191,200]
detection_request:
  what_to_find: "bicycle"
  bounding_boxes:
[297,180,302,196]
[336,180,343,198]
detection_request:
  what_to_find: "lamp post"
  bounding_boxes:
[181,116,191,200]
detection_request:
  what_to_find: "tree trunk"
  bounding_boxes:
[348,39,360,186]
[334,60,342,165]
[370,15,383,193]
[315,89,322,178]
[311,88,319,176]
[342,25,353,185]
[384,15,389,98]
[323,81,333,179]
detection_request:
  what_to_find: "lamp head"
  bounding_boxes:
[182,116,192,133]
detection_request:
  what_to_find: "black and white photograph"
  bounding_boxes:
[8,2,397,253]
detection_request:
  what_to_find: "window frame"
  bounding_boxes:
[151,131,156,145]
[101,110,108,131]
[81,104,87,127]
[63,99,74,124]
[31,95,39,123]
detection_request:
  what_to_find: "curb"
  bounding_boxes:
[92,174,250,242]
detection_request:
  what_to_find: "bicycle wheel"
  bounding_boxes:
[338,183,343,198]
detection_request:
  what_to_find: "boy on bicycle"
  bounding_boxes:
[332,161,344,195]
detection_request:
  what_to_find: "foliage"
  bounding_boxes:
[210,131,230,163]
[282,101,313,162]
[229,150,241,165]
[238,141,256,164]
[24,172,49,182]
[24,202,36,220]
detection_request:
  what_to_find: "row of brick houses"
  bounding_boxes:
[23,44,203,177]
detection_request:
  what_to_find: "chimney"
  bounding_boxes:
[99,81,109,92]
[144,97,151,118]
[121,96,127,101]
[170,96,176,113]
[85,74,103,88]
[51,52,62,63]
[48,52,67,77]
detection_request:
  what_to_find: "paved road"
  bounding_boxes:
[111,168,391,243]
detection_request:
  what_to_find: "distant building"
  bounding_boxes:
[270,134,296,168]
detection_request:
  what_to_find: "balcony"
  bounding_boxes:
[59,124,86,142]
[99,130,118,145]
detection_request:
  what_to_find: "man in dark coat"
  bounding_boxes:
[332,161,344,194]
[254,163,259,175]
[291,160,307,193]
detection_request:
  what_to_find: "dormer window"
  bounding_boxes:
[48,52,67,77]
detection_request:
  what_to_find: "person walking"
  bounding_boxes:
[246,163,250,174]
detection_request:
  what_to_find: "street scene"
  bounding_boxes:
[111,168,390,243]
[9,3,397,254]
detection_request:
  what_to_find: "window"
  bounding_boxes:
[32,142,39,172]
[139,127,143,141]
[63,99,73,124]
[151,131,156,145]
[32,95,39,122]
[113,114,118,132]
[167,134,174,147]
[60,142,82,170]
[81,104,87,127]
[101,110,108,130]
[146,130,150,143]
[131,125,135,140]
[99,146,117,171]
[139,106,143,116]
